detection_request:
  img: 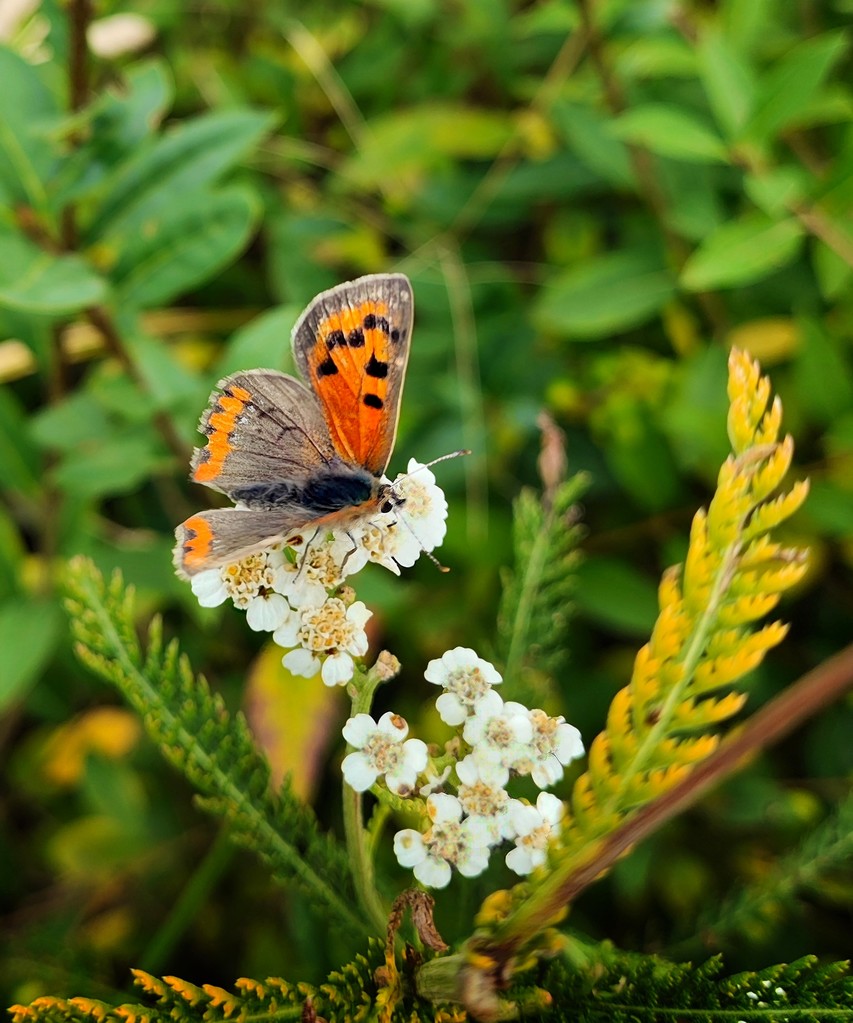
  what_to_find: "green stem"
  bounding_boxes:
[342,662,392,936]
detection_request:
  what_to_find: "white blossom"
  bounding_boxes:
[191,551,279,610]
[393,793,493,889]
[425,647,503,726]
[511,707,585,788]
[455,754,515,843]
[464,691,533,779]
[274,597,372,686]
[341,712,428,795]
[505,792,564,875]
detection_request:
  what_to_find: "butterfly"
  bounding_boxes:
[174,273,414,578]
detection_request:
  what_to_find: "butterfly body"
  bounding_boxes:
[174,274,413,577]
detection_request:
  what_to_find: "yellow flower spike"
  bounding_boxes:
[475,889,516,927]
[718,592,782,626]
[743,480,810,541]
[750,436,793,502]
[755,394,783,445]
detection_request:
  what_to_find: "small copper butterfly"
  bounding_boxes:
[174,273,414,577]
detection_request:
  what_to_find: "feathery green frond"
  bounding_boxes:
[496,474,589,705]
[697,788,853,950]
[63,557,368,939]
[539,945,853,1022]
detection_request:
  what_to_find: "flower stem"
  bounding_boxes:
[342,661,392,936]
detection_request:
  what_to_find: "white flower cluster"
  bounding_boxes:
[190,460,448,686]
[341,647,585,888]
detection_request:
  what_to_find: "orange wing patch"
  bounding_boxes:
[193,384,252,483]
[307,299,400,471]
[179,514,215,571]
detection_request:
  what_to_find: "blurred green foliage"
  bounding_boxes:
[1,0,851,1009]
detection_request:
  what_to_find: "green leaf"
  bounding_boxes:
[0,46,58,216]
[615,36,697,80]
[0,598,62,711]
[743,32,848,143]
[744,166,808,217]
[86,108,275,242]
[551,100,635,188]
[573,557,659,637]
[0,231,108,314]
[534,249,676,339]
[680,213,805,290]
[793,319,853,426]
[609,104,729,164]
[51,434,167,499]
[216,304,300,377]
[340,103,513,191]
[697,29,757,138]
[111,186,260,309]
[0,386,41,497]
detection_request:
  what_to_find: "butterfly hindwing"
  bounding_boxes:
[191,369,337,497]
[291,273,413,475]
[174,507,312,577]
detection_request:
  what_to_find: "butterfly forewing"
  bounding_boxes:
[174,507,310,577]
[291,273,413,475]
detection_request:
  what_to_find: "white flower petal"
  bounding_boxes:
[435,692,467,726]
[506,845,535,875]
[283,647,321,678]
[537,791,565,826]
[427,793,462,824]
[341,752,378,792]
[394,829,427,868]
[342,713,375,747]
[245,593,291,632]
[376,711,408,739]
[321,651,354,686]
[191,570,229,608]
[414,856,452,889]
[272,616,301,648]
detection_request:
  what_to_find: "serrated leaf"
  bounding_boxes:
[0,232,107,314]
[680,214,804,290]
[0,598,62,710]
[86,107,275,242]
[743,31,848,142]
[534,249,675,339]
[111,186,260,309]
[609,104,729,164]
[0,46,58,215]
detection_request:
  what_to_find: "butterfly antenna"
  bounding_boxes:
[393,449,471,485]
[395,509,451,572]
[387,449,470,572]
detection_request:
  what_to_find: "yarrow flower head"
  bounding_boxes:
[425,647,503,726]
[341,712,428,796]
[505,792,564,876]
[513,708,585,788]
[463,691,534,784]
[393,793,493,889]
[274,596,372,686]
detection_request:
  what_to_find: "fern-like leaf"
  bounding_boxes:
[496,473,589,705]
[63,557,367,938]
[557,349,809,852]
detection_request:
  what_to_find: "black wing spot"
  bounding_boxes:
[348,327,365,348]
[390,328,400,342]
[327,329,345,349]
[318,356,338,376]
[363,313,377,329]
[376,316,390,334]
[363,393,383,409]
[365,354,388,378]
